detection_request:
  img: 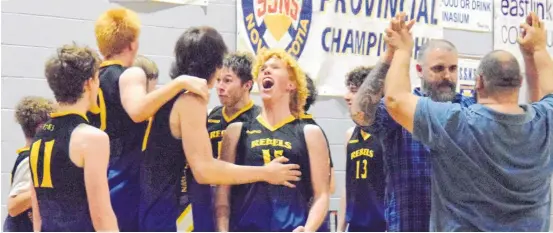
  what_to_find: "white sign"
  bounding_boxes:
[494,0,553,71]
[457,58,480,97]
[441,0,493,31]
[236,0,444,96]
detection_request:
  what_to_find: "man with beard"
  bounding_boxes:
[349,35,474,231]
[349,13,542,231]
[384,12,553,232]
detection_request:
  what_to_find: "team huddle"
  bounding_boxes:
[4,5,553,233]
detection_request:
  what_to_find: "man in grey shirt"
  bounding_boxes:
[382,12,553,231]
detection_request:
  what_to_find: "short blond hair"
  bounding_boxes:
[94,8,141,58]
[252,49,308,117]
[134,55,159,80]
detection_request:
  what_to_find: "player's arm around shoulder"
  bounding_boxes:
[175,92,214,183]
[299,124,330,232]
[119,67,208,123]
[214,122,242,232]
[70,125,118,232]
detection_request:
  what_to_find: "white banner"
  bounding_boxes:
[441,0,493,31]
[493,0,553,71]
[237,0,443,96]
[457,58,480,97]
[111,0,209,5]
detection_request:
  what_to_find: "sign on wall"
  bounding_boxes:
[441,0,493,32]
[457,58,480,97]
[493,0,553,71]
[236,0,443,96]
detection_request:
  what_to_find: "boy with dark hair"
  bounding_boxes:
[338,66,386,232]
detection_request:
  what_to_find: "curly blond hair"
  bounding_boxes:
[94,8,141,58]
[15,96,56,138]
[252,49,308,117]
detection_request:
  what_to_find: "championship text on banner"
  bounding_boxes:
[236,0,444,96]
[457,58,479,97]
[441,0,493,31]
[494,0,553,71]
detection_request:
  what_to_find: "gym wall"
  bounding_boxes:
[1,0,542,230]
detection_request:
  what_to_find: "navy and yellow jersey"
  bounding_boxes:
[3,148,33,232]
[229,115,314,232]
[345,127,386,231]
[207,100,261,159]
[139,93,188,232]
[87,60,147,231]
[179,102,260,232]
[28,112,94,232]
[299,113,333,168]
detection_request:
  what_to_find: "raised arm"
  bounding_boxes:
[73,126,118,232]
[518,13,553,96]
[119,67,208,123]
[214,122,242,232]
[297,125,331,232]
[176,94,301,186]
[30,186,41,232]
[350,47,393,126]
[383,13,418,133]
[518,13,546,102]
[337,127,354,232]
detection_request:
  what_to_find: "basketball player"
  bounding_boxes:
[215,49,330,232]
[139,27,301,232]
[301,74,335,232]
[338,66,386,232]
[186,52,261,232]
[92,8,209,231]
[3,97,55,232]
[30,44,117,231]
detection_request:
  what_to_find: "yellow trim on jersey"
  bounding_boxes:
[222,100,254,123]
[142,117,154,151]
[359,130,371,141]
[176,204,194,232]
[256,115,296,132]
[300,112,313,119]
[50,111,89,122]
[100,60,124,68]
[360,130,371,141]
[16,147,30,154]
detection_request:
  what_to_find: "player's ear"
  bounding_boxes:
[244,80,253,91]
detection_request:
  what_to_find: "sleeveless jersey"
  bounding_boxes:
[3,148,33,232]
[139,93,189,232]
[299,113,333,168]
[183,101,260,232]
[230,115,313,232]
[29,112,94,232]
[87,61,147,231]
[345,127,386,231]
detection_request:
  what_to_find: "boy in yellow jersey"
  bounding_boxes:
[30,44,117,232]
[91,8,208,231]
[4,97,54,232]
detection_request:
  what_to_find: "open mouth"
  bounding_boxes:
[262,78,275,89]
